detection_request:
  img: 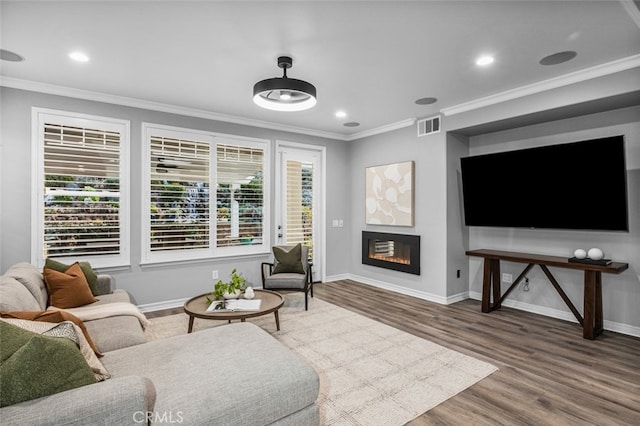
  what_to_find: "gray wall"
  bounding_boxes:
[2,72,639,332]
[349,68,640,333]
[348,125,451,302]
[461,106,640,330]
[446,131,470,298]
[0,87,351,306]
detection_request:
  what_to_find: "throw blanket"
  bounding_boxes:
[1,310,102,356]
[48,302,150,329]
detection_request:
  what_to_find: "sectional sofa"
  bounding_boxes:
[0,262,320,425]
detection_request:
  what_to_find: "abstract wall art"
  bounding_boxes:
[365,161,414,226]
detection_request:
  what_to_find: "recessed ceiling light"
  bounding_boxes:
[415,97,437,105]
[476,55,494,66]
[344,122,360,127]
[335,110,347,118]
[539,51,577,66]
[69,51,90,62]
[0,49,25,62]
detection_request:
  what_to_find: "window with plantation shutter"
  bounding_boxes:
[142,124,269,263]
[32,109,130,268]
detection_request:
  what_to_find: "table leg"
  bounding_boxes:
[188,315,194,334]
[482,259,501,312]
[482,259,492,313]
[491,259,501,310]
[274,310,280,331]
[583,271,604,340]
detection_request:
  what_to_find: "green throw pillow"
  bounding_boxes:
[0,321,96,407]
[272,244,305,274]
[45,259,100,296]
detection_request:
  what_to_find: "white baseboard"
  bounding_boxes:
[341,273,466,305]
[469,291,640,338]
[137,297,189,313]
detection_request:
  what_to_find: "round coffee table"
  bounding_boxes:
[183,289,284,333]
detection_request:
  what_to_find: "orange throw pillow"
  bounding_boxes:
[43,262,97,309]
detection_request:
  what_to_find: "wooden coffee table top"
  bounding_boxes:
[183,289,284,322]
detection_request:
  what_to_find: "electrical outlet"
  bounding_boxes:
[502,273,513,284]
[212,270,219,280]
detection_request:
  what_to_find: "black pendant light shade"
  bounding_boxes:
[253,56,317,111]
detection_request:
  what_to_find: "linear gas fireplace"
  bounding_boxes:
[362,231,420,275]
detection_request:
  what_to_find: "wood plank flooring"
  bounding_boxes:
[312,280,640,426]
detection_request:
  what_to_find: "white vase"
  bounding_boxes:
[587,248,604,260]
[223,289,241,299]
[244,287,255,299]
[573,249,587,259]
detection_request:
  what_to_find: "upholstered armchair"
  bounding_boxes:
[261,244,313,310]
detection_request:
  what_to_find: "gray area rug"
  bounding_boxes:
[145,295,498,425]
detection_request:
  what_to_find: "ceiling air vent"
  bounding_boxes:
[417,115,441,137]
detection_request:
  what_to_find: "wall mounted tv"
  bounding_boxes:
[460,135,628,231]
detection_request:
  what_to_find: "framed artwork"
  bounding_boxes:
[365,161,414,226]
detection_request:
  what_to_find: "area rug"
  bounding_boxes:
[145,295,498,425]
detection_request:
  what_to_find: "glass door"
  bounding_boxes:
[275,143,323,281]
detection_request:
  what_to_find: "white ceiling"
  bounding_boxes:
[2,1,640,140]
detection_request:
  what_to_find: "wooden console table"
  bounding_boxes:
[466,249,629,340]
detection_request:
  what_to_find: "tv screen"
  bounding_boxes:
[460,135,628,231]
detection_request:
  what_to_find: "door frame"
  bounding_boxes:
[274,140,326,282]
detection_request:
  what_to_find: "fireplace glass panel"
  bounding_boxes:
[369,239,411,265]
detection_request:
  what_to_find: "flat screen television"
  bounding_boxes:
[460,135,628,231]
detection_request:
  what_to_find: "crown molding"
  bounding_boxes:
[620,0,640,29]
[0,76,350,141]
[441,54,640,117]
[345,118,416,141]
[4,54,639,142]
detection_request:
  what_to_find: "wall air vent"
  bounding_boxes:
[417,115,441,137]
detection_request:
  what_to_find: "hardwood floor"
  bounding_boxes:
[312,280,640,426]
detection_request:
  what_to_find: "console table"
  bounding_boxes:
[466,249,629,340]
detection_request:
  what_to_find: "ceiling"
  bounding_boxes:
[1,1,640,140]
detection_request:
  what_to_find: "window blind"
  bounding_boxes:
[216,143,264,247]
[149,135,210,251]
[285,159,314,260]
[43,123,121,258]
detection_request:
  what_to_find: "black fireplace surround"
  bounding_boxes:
[362,231,420,275]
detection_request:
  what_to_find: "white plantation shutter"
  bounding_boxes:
[285,159,314,260]
[216,143,264,248]
[149,136,210,251]
[33,109,130,268]
[142,124,268,263]
[43,123,121,257]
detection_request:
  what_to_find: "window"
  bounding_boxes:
[142,124,269,263]
[32,108,130,268]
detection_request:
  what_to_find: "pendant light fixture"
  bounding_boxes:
[253,56,317,112]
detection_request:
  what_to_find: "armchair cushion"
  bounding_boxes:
[264,273,307,290]
[272,244,305,274]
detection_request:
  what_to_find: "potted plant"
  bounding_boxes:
[209,268,247,301]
